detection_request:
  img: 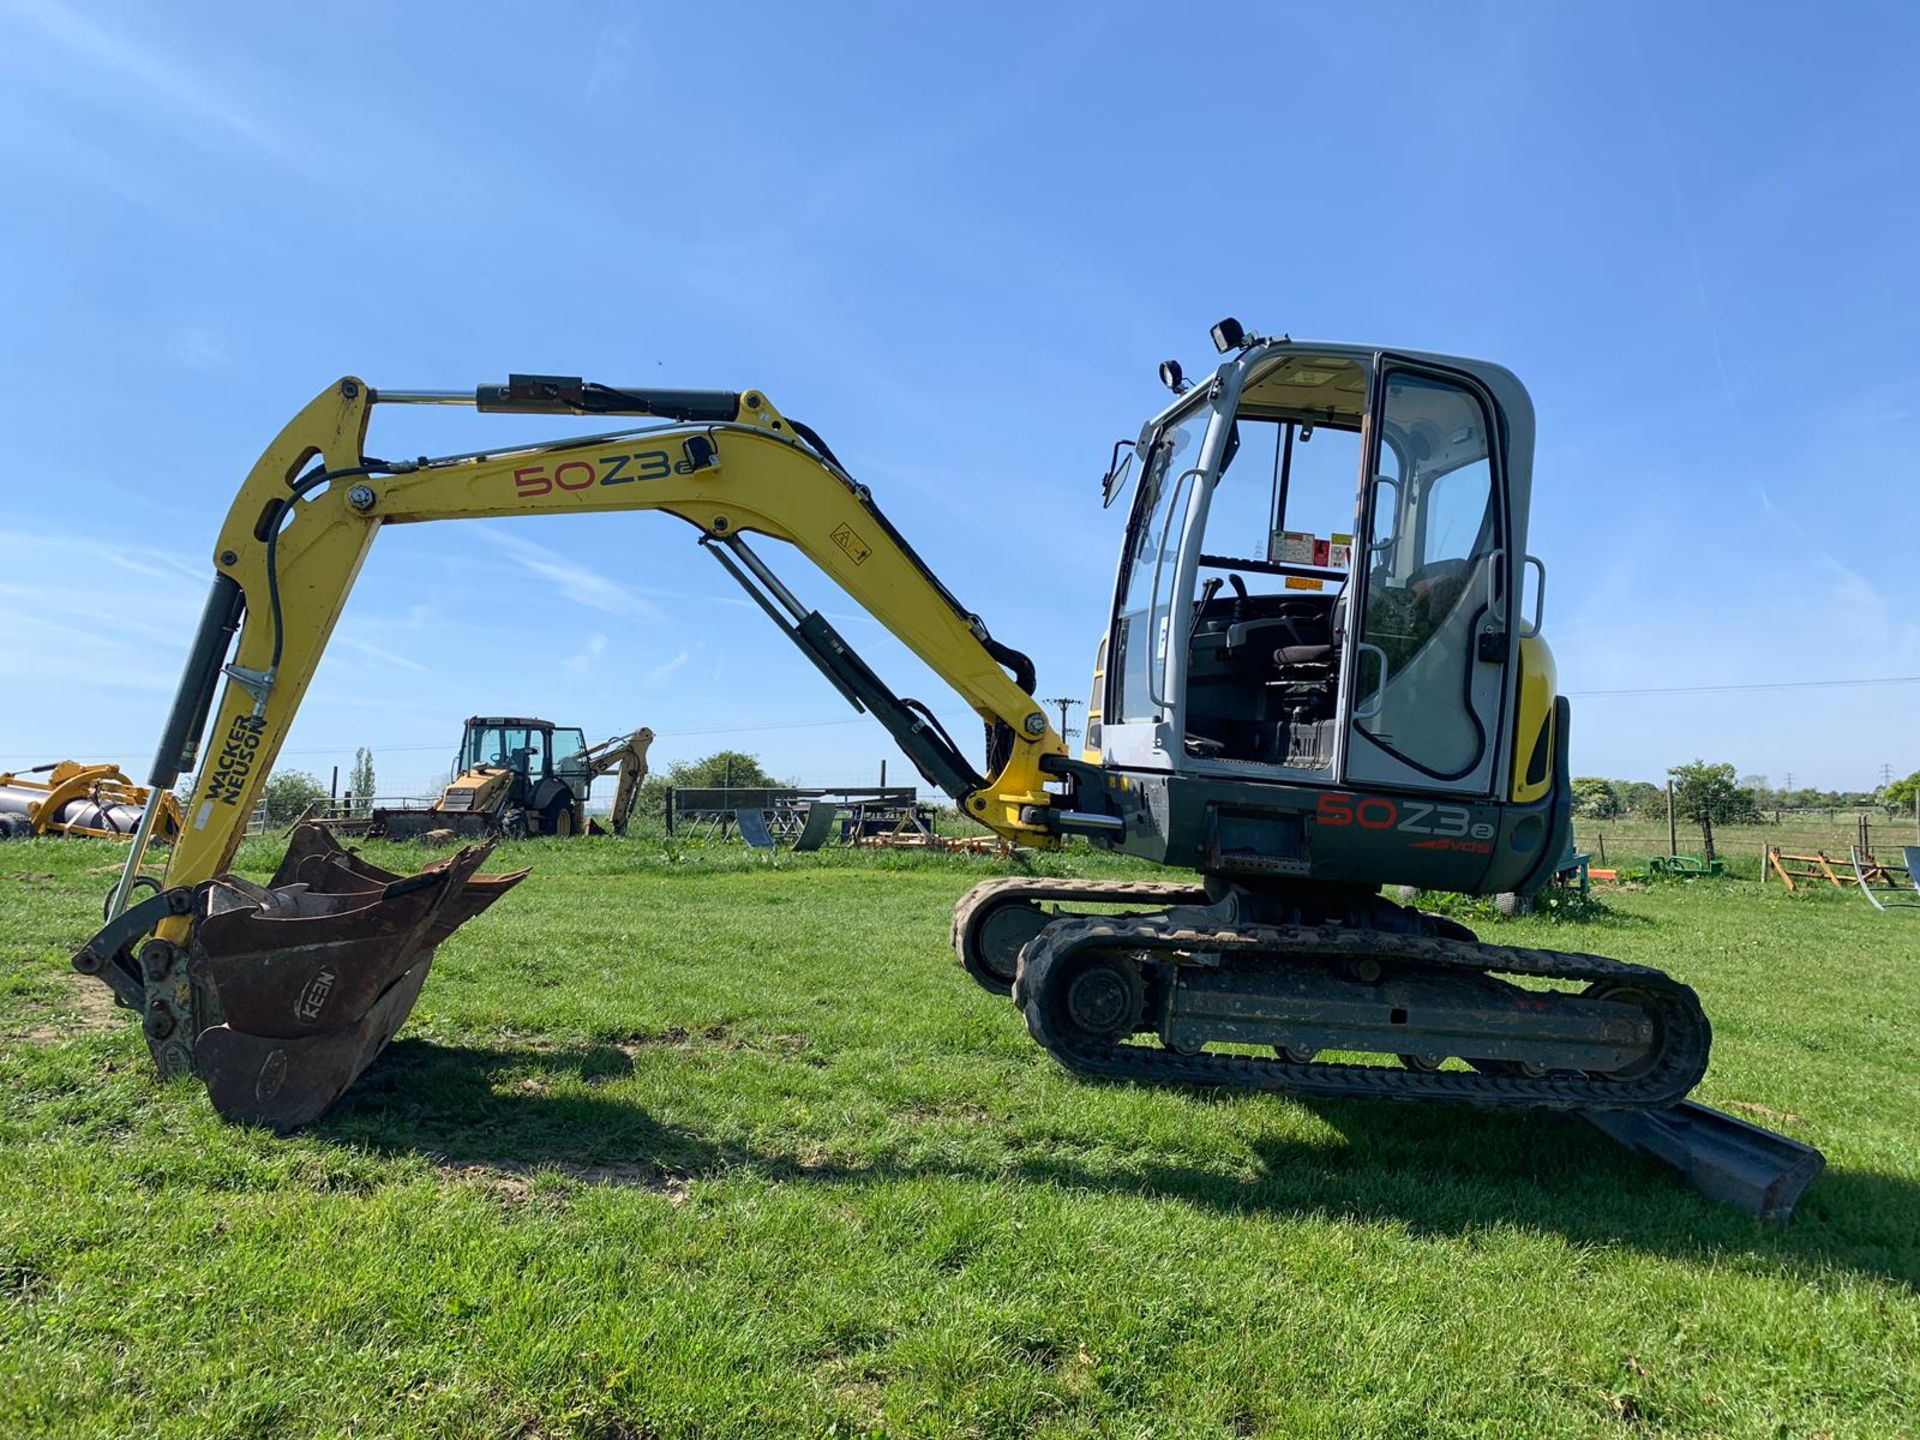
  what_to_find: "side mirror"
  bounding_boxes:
[1100,438,1138,509]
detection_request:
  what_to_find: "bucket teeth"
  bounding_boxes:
[183,823,526,1128]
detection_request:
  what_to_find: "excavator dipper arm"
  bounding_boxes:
[83,376,1076,1125]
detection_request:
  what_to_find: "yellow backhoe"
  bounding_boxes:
[370,717,653,839]
[69,332,1822,1215]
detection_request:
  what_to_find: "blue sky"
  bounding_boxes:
[2,1,1915,798]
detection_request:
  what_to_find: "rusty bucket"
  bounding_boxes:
[78,824,525,1129]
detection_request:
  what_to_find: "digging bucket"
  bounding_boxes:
[74,824,526,1129]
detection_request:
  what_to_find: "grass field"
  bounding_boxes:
[3,837,1918,1438]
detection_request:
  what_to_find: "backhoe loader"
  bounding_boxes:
[370,717,653,839]
[71,327,1821,1214]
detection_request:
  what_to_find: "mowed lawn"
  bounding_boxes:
[2,837,1917,1439]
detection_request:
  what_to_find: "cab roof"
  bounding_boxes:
[464,716,558,730]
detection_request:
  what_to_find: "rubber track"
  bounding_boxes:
[951,878,1212,989]
[1014,915,1711,1111]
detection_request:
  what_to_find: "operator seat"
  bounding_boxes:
[1265,585,1347,725]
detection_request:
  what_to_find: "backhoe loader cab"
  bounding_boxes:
[1091,335,1565,898]
[447,716,592,835]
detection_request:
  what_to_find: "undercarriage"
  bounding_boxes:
[952,875,1824,1216]
[956,875,1708,1109]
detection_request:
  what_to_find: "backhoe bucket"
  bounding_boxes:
[367,806,500,841]
[172,825,523,1127]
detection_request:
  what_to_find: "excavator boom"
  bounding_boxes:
[80,376,1071,1125]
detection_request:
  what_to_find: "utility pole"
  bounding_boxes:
[1045,696,1082,745]
[1666,778,1678,858]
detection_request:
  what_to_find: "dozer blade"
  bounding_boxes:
[1582,1101,1826,1222]
[175,824,524,1128]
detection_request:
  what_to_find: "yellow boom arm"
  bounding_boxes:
[580,727,654,835]
[123,376,1067,935]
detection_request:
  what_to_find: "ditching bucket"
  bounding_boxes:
[74,824,525,1129]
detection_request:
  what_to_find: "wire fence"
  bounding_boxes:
[241,794,442,836]
[1574,809,1920,876]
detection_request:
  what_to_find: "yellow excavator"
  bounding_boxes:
[71,327,1820,1214]
[370,717,653,839]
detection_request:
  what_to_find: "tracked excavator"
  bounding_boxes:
[72,325,1820,1214]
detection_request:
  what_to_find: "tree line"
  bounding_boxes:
[1573,762,1917,862]
[1572,770,1908,822]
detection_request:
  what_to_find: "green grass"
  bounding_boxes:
[2,836,1918,1438]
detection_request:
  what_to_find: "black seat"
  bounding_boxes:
[1266,588,1346,731]
[1275,642,1333,667]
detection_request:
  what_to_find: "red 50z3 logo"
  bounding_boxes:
[513,447,690,497]
[1316,793,1495,850]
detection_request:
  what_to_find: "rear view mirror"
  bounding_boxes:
[1100,439,1138,508]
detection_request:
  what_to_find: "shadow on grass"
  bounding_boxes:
[319,1038,1920,1293]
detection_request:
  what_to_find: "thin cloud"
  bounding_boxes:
[333,635,430,675]
[647,649,692,683]
[565,633,610,676]
[1814,552,1920,665]
[582,10,640,108]
[473,528,665,622]
[173,326,229,370]
[3,0,294,159]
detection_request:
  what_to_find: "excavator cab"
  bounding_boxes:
[1091,334,1563,898]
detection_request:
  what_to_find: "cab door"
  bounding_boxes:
[1340,361,1511,795]
[1099,395,1217,771]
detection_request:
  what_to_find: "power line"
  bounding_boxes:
[297,714,873,753]
[21,674,1918,769]
[1568,675,1920,698]
[1044,695,1082,742]
[12,715,874,765]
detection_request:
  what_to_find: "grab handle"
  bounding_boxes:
[1145,466,1204,712]
[1354,641,1391,721]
